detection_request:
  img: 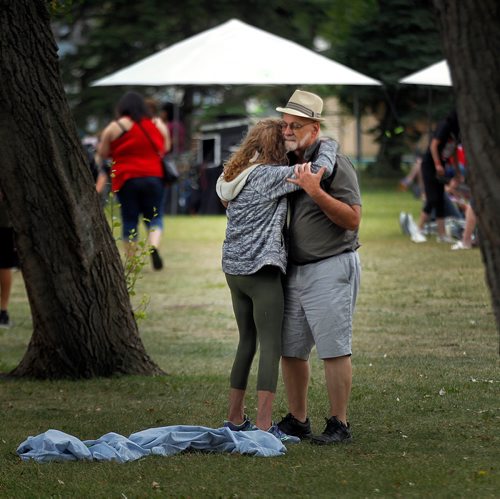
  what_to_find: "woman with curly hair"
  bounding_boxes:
[216,118,337,443]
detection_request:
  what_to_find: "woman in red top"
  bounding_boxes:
[97,91,170,270]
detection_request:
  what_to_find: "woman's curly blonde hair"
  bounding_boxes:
[222,118,288,181]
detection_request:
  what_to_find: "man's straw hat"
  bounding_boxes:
[276,89,325,122]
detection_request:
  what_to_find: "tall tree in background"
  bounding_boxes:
[0,1,163,378]
[433,0,500,338]
[331,0,453,173]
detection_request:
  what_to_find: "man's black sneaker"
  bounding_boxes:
[0,310,10,329]
[311,416,352,445]
[150,247,163,270]
[277,413,312,439]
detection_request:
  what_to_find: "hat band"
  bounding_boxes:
[285,101,321,119]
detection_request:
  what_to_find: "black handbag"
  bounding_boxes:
[137,121,179,184]
[161,156,179,184]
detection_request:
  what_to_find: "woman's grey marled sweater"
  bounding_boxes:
[218,138,338,275]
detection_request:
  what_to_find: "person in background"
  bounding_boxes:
[0,192,19,328]
[216,118,336,444]
[451,202,477,250]
[82,135,100,182]
[274,90,362,445]
[145,98,172,154]
[96,91,170,270]
[160,102,186,155]
[411,110,460,243]
[145,97,175,217]
[399,152,424,199]
[451,145,477,250]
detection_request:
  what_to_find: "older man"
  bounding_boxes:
[276,90,362,444]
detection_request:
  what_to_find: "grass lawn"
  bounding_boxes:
[0,180,498,498]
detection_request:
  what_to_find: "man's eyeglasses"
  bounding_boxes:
[280,121,315,131]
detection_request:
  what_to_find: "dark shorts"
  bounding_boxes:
[0,227,19,268]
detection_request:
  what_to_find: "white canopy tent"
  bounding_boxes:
[92,19,381,87]
[399,60,451,86]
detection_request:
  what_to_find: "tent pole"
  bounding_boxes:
[427,87,433,140]
[353,90,362,168]
[169,91,183,216]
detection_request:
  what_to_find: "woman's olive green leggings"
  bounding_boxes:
[225,266,284,393]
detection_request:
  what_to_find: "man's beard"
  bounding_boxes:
[284,140,298,152]
[284,131,312,153]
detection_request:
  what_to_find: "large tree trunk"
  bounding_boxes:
[433,1,500,343]
[0,1,163,378]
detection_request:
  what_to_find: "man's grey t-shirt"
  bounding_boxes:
[288,148,362,264]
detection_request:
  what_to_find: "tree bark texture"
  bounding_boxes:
[433,0,500,344]
[0,1,163,377]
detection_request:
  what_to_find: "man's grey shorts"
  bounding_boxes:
[282,251,361,360]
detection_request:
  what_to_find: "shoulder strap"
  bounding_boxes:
[136,120,162,158]
[115,119,128,133]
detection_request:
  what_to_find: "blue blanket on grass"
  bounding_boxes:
[17,425,286,462]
